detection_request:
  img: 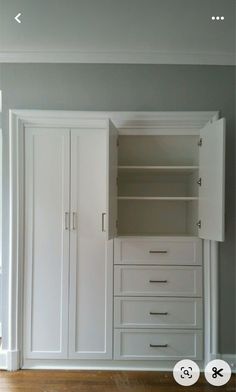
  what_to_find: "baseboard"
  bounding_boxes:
[0,350,7,369]
[6,350,20,371]
[22,358,205,372]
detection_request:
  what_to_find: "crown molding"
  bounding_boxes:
[0,50,235,65]
[10,110,219,133]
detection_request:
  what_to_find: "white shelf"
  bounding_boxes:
[118,197,198,201]
[118,166,199,173]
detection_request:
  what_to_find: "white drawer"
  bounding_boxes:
[114,265,202,297]
[114,329,203,360]
[114,237,202,265]
[114,297,202,329]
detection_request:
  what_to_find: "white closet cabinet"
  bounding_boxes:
[20,111,225,367]
[24,121,117,360]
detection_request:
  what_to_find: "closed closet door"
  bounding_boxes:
[24,128,70,359]
[69,128,112,359]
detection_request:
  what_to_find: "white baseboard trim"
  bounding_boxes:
[6,350,20,371]
[22,358,205,372]
[0,350,7,369]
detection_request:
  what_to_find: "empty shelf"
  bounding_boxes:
[118,197,199,201]
[118,166,199,174]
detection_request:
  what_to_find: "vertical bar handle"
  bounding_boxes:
[65,212,70,230]
[102,212,106,232]
[72,212,77,230]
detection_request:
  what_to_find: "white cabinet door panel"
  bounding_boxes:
[24,127,70,359]
[69,128,112,359]
[199,118,225,241]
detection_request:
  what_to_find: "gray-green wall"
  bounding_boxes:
[0,64,235,353]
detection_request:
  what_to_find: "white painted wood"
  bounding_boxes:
[210,241,219,357]
[118,200,196,236]
[108,120,118,239]
[69,128,112,359]
[199,118,226,241]
[114,297,203,329]
[118,171,199,199]
[9,110,218,132]
[118,166,199,172]
[24,128,70,359]
[118,197,198,200]
[119,135,199,166]
[114,265,202,297]
[8,110,220,370]
[0,351,7,370]
[21,358,205,371]
[114,329,203,360]
[203,240,211,365]
[114,237,202,265]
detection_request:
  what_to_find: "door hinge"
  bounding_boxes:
[116,137,119,147]
[196,220,201,229]
[116,219,118,229]
[196,178,202,186]
[198,138,203,146]
[116,176,119,186]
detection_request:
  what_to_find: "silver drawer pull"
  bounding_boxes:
[149,280,168,283]
[149,250,168,254]
[149,312,168,315]
[150,344,168,348]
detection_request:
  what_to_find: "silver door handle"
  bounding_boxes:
[150,344,168,348]
[149,280,168,283]
[149,312,168,315]
[72,212,77,230]
[149,250,168,254]
[102,213,106,232]
[65,212,70,230]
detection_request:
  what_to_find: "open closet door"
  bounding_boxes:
[107,120,118,240]
[199,118,225,241]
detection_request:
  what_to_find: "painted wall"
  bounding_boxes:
[0,64,235,353]
[0,0,235,64]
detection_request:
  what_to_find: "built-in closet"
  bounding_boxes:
[8,111,225,369]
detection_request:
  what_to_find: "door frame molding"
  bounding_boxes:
[6,110,219,370]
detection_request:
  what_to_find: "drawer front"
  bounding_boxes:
[114,329,203,360]
[114,238,202,265]
[114,297,202,329]
[114,266,202,297]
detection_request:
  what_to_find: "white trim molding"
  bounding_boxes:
[0,50,235,65]
[0,351,7,370]
[6,110,219,370]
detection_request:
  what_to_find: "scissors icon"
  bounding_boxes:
[212,367,224,378]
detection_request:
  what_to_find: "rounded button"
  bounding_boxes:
[204,359,232,386]
[173,359,200,386]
